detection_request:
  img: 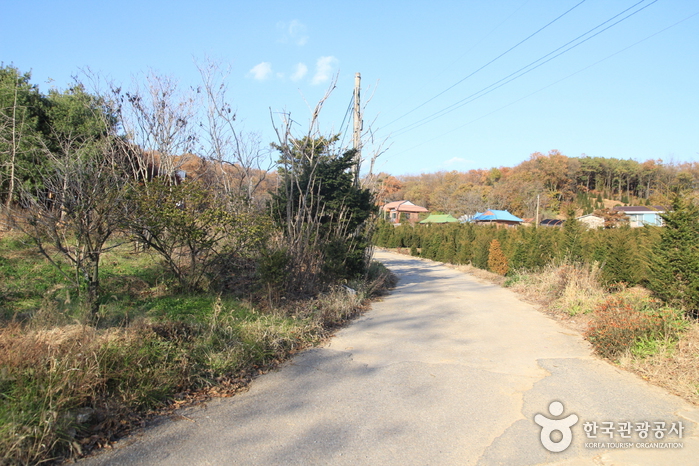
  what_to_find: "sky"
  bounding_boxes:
[2,0,698,177]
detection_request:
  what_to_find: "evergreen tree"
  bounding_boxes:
[471,227,492,269]
[563,209,585,262]
[509,227,530,270]
[601,226,641,285]
[649,195,699,315]
[0,65,49,206]
[271,138,375,282]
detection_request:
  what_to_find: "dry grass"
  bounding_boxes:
[620,322,699,405]
[0,323,134,464]
[504,262,698,406]
[506,260,607,316]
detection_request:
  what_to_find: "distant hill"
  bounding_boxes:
[375,151,698,218]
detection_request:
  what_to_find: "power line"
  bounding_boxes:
[392,0,658,137]
[383,0,531,117]
[391,9,699,158]
[338,94,354,149]
[384,0,589,128]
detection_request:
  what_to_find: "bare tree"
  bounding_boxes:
[114,71,198,181]
[15,129,130,318]
[1,82,20,211]
[196,59,273,205]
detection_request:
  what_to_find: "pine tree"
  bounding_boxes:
[601,226,641,285]
[472,227,492,269]
[563,208,585,262]
[649,195,699,315]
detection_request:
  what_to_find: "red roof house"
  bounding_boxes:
[382,200,429,224]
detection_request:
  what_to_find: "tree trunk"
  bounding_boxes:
[5,83,19,211]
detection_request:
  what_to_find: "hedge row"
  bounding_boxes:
[375,219,660,286]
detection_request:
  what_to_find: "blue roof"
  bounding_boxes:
[471,209,523,223]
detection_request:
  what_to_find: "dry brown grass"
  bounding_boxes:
[506,260,607,316]
[619,322,699,405]
[0,323,132,463]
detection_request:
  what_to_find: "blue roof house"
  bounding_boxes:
[469,209,523,227]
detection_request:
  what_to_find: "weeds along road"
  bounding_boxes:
[82,250,699,466]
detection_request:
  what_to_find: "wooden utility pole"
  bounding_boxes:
[352,72,362,185]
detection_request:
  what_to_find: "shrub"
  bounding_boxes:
[487,239,509,276]
[257,248,291,304]
[585,294,685,359]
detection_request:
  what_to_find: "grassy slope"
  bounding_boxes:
[0,232,390,465]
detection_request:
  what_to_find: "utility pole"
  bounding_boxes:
[535,194,540,228]
[353,72,362,185]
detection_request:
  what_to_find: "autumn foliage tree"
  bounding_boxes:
[487,238,509,276]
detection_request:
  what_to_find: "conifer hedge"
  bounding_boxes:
[374,219,657,287]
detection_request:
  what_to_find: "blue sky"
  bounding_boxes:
[2,0,697,176]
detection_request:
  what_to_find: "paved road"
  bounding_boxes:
[82,250,699,465]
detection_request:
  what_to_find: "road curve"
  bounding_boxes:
[81,250,699,465]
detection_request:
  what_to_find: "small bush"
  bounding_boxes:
[585,294,685,359]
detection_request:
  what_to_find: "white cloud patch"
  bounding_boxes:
[442,157,473,167]
[249,62,273,81]
[277,20,309,46]
[291,63,308,81]
[311,56,338,85]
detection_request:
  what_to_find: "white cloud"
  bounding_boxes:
[311,56,338,85]
[249,62,273,81]
[291,63,308,81]
[277,20,308,46]
[442,157,474,167]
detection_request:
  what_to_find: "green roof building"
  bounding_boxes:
[419,214,459,224]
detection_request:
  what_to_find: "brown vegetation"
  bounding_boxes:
[375,150,699,218]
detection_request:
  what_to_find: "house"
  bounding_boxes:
[419,214,459,224]
[382,200,429,224]
[613,206,666,227]
[469,209,523,227]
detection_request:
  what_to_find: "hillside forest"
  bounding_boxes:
[376,151,699,219]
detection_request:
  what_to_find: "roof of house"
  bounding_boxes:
[540,218,564,226]
[471,209,523,223]
[613,206,667,213]
[419,214,459,224]
[382,200,429,213]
